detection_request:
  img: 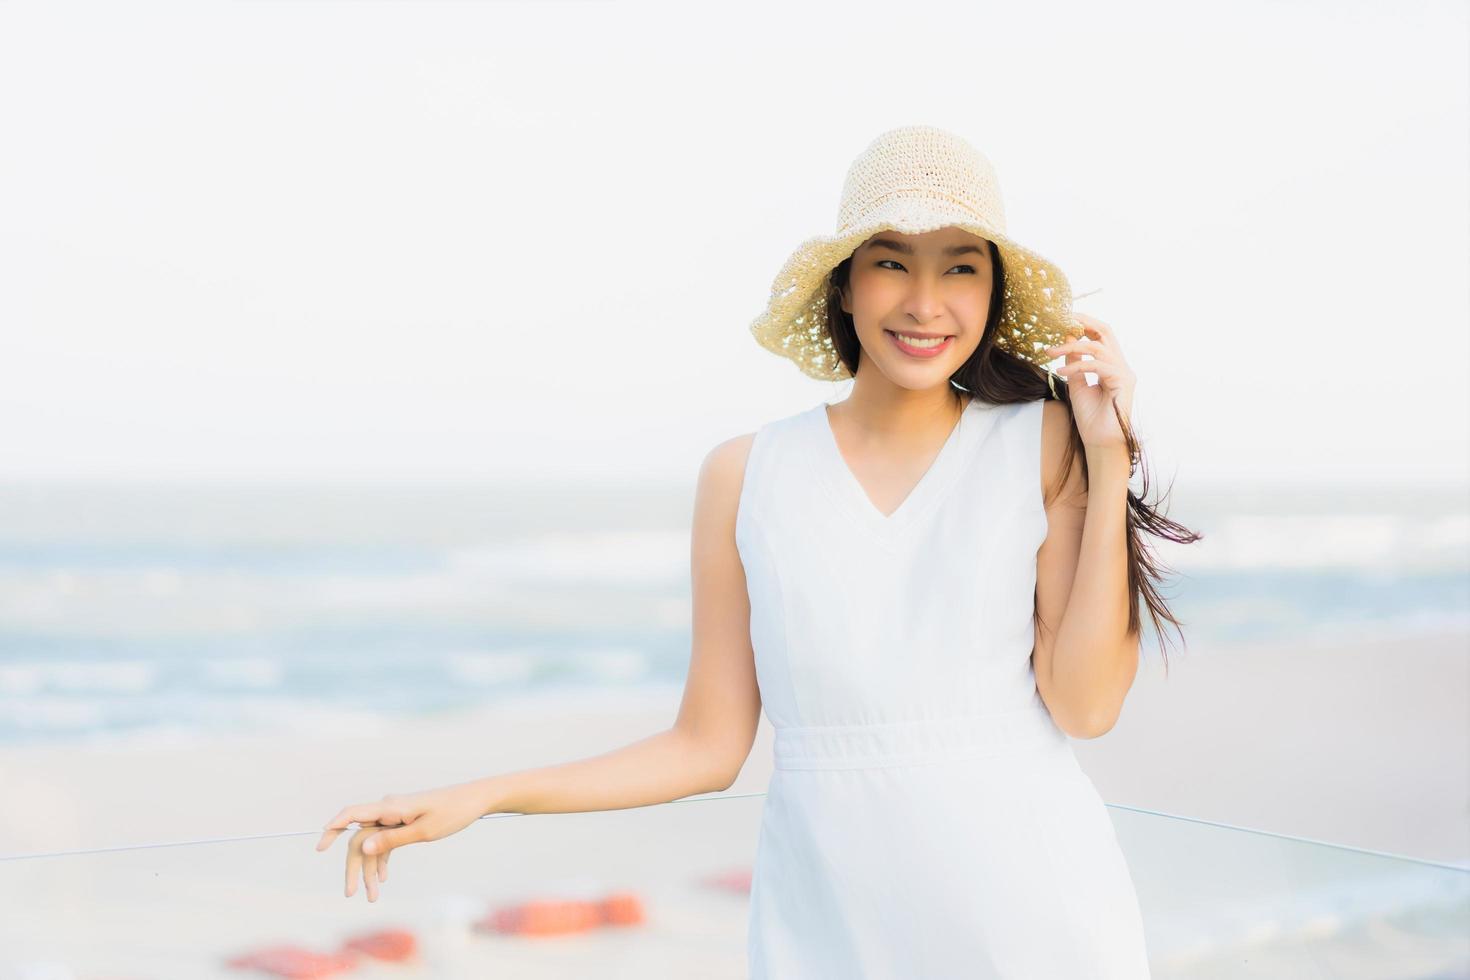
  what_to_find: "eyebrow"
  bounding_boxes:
[867,237,988,258]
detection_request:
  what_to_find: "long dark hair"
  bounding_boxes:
[824,241,1202,674]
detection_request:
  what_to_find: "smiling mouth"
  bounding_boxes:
[884,330,956,356]
[885,329,954,342]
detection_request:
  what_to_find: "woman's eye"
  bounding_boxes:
[876,260,977,274]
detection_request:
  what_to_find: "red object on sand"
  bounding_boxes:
[478,898,604,936]
[224,944,359,978]
[340,927,418,962]
[701,866,753,893]
[598,891,647,926]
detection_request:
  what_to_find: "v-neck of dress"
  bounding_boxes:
[809,396,980,540]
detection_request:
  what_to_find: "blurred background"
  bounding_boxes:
[1,0,1466,977]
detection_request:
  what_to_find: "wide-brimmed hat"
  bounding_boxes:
[749,125,1075,382]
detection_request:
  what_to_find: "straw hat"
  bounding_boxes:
[748,125,1075,382]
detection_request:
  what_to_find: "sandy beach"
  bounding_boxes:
[1,626,1465,977]
[1073,625,1470,867]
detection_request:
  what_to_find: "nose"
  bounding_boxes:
[901,276,945,325]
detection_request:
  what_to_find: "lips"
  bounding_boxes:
[886,330,951,340]
[885,329,955,358]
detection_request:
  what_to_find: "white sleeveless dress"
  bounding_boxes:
[735,396,1152,979]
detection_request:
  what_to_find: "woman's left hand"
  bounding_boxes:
[1044,312,1136,454]
[316,780,492,902]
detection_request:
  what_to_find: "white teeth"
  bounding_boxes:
[893,332,948,349]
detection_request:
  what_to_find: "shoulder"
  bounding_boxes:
[701,432,757,484]
[694,432,758,518]
[1038,399,1085,510]
[696,405,817,503]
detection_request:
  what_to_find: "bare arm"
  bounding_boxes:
[1032,400,1140,739]
[473,726,732,816]
[319,435,765,902]
[475,432,764,815]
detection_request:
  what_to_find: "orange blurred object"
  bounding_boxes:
[478,898,604,936]
[224,944,359,978]
[340,927,418,962]
[598,891,647,926]
[475,891,650,936]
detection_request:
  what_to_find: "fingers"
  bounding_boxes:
[1046,338,1106,387]
[1055,357,1124,380]
[317,804,379,851]
[320,798,424,900]
[1070,313,1125,359]
[1045,338,1110,362]
[317,817,379,852]
[361,824,418,859]
[362,845,380,902]
[317,800,409,851]
[345,825,370,899]
[355,825,415,901]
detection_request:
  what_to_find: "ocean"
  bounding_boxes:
[0,478,1465,748]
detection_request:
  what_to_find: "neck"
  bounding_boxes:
[830,383,970,440]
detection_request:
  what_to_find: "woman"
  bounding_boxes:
[317,125,1199,978]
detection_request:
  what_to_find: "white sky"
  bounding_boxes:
[2,0,1466,485]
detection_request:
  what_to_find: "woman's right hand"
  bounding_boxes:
[315,779,495,902]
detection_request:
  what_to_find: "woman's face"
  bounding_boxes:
[839,226,994,388]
